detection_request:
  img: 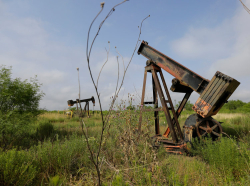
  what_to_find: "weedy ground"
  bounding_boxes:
[0,110,250,185]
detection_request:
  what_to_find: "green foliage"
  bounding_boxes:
[36,121,55,141]
[112,174,127,186]
[126,105,135,110]
[185,100,193,111]
[1,97,250,185]
[191,137,250,181]
[224,100,246,110]
[0,149,37,185]
[69,107,76,111]
[174,99,250,114]
[219,115,250,139]
[0,134,95,185]
[219,100,250,113]
[176,100,193,111]
[0,66,44,115]
[0,66,44,149]
[31,134,94,184]
[50,175,60,186]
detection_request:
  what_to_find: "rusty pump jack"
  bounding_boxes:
[67,96,95,118]
[137,41,240,154]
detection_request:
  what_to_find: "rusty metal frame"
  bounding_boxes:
[138,64,185,144]
[163,90,192,138]
[138,41,209,94]
[138,41,240,119]
[137,40,240,154]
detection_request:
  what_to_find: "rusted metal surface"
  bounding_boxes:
[138,63,184,143]
[163,127,170,138]
[170,78,193,93]
[163,84,193,138]
[137,40,240,154]
[193,71,240,118]
[138,70,147,133]
[137,41,240,119]
[183,126,194,143]
[181,113,223,142]
[183,114,196,142]
[138,41,209,94]
[159,70,183,141]
[151,67,178,142]
[176,92,192,117]
[152,75,160,135]
[154,138,188,154]
[196,117,223,140]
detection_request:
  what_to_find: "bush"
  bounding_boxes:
[0,65,44,149]
[0,66,44,115]
[0,135,94,185]
[224,100,246,110]
[176,100,193,111]
[191,137,250,181]
[0,149,37,185]
[36,121,55,141]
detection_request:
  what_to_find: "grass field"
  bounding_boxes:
[0,110,250,185]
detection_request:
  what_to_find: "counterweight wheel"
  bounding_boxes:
[196,118,222,140]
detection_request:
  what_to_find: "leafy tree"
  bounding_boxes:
[185,100,193,111]
[126,105,135,110]
[0,66,44,149]
[175,100,193,111]
[69,107,77,111]
[223,100,246,110]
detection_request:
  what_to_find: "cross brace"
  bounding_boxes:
[138,64,184,143]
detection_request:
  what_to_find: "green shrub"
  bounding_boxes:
[222,116,250,138]
[30,134,93,183]
[0,149,37,185]
[176,100,193,111]
[224,100,246,110]
[111,174,128,186]
[0,65,44,149]
[191,137,250,181]
[36,121,55,141]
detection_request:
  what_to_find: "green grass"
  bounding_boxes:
[0,110,250,185]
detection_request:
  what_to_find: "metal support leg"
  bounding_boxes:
[152,76,159,135]
[138,69,147,133]
[159,70,183,140]
[151,69,178,143]
[87,102,89,117]
[163,91,192,138]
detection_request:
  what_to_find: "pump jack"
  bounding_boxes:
[67,96,95,118]
[137,41,240,154]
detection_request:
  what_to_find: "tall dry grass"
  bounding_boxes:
[214,113,248,120]
[1,111,250,185]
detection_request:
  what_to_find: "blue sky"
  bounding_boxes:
[1,0,250,110]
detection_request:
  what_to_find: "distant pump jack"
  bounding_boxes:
[67,96,95,118]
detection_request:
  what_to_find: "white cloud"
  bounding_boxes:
[169,1,250,104]
[95,55,121,79]
[0,0,5,13]
[0,2,87,110]
[2,0,249,112]
[154,36,166,46]
[171,20,235,61]
[171,1,250,79]
[38,70,67,86]
[210,3,250,78]
[0,7,138,111]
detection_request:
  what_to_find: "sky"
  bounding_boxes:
[0,0,250,111]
